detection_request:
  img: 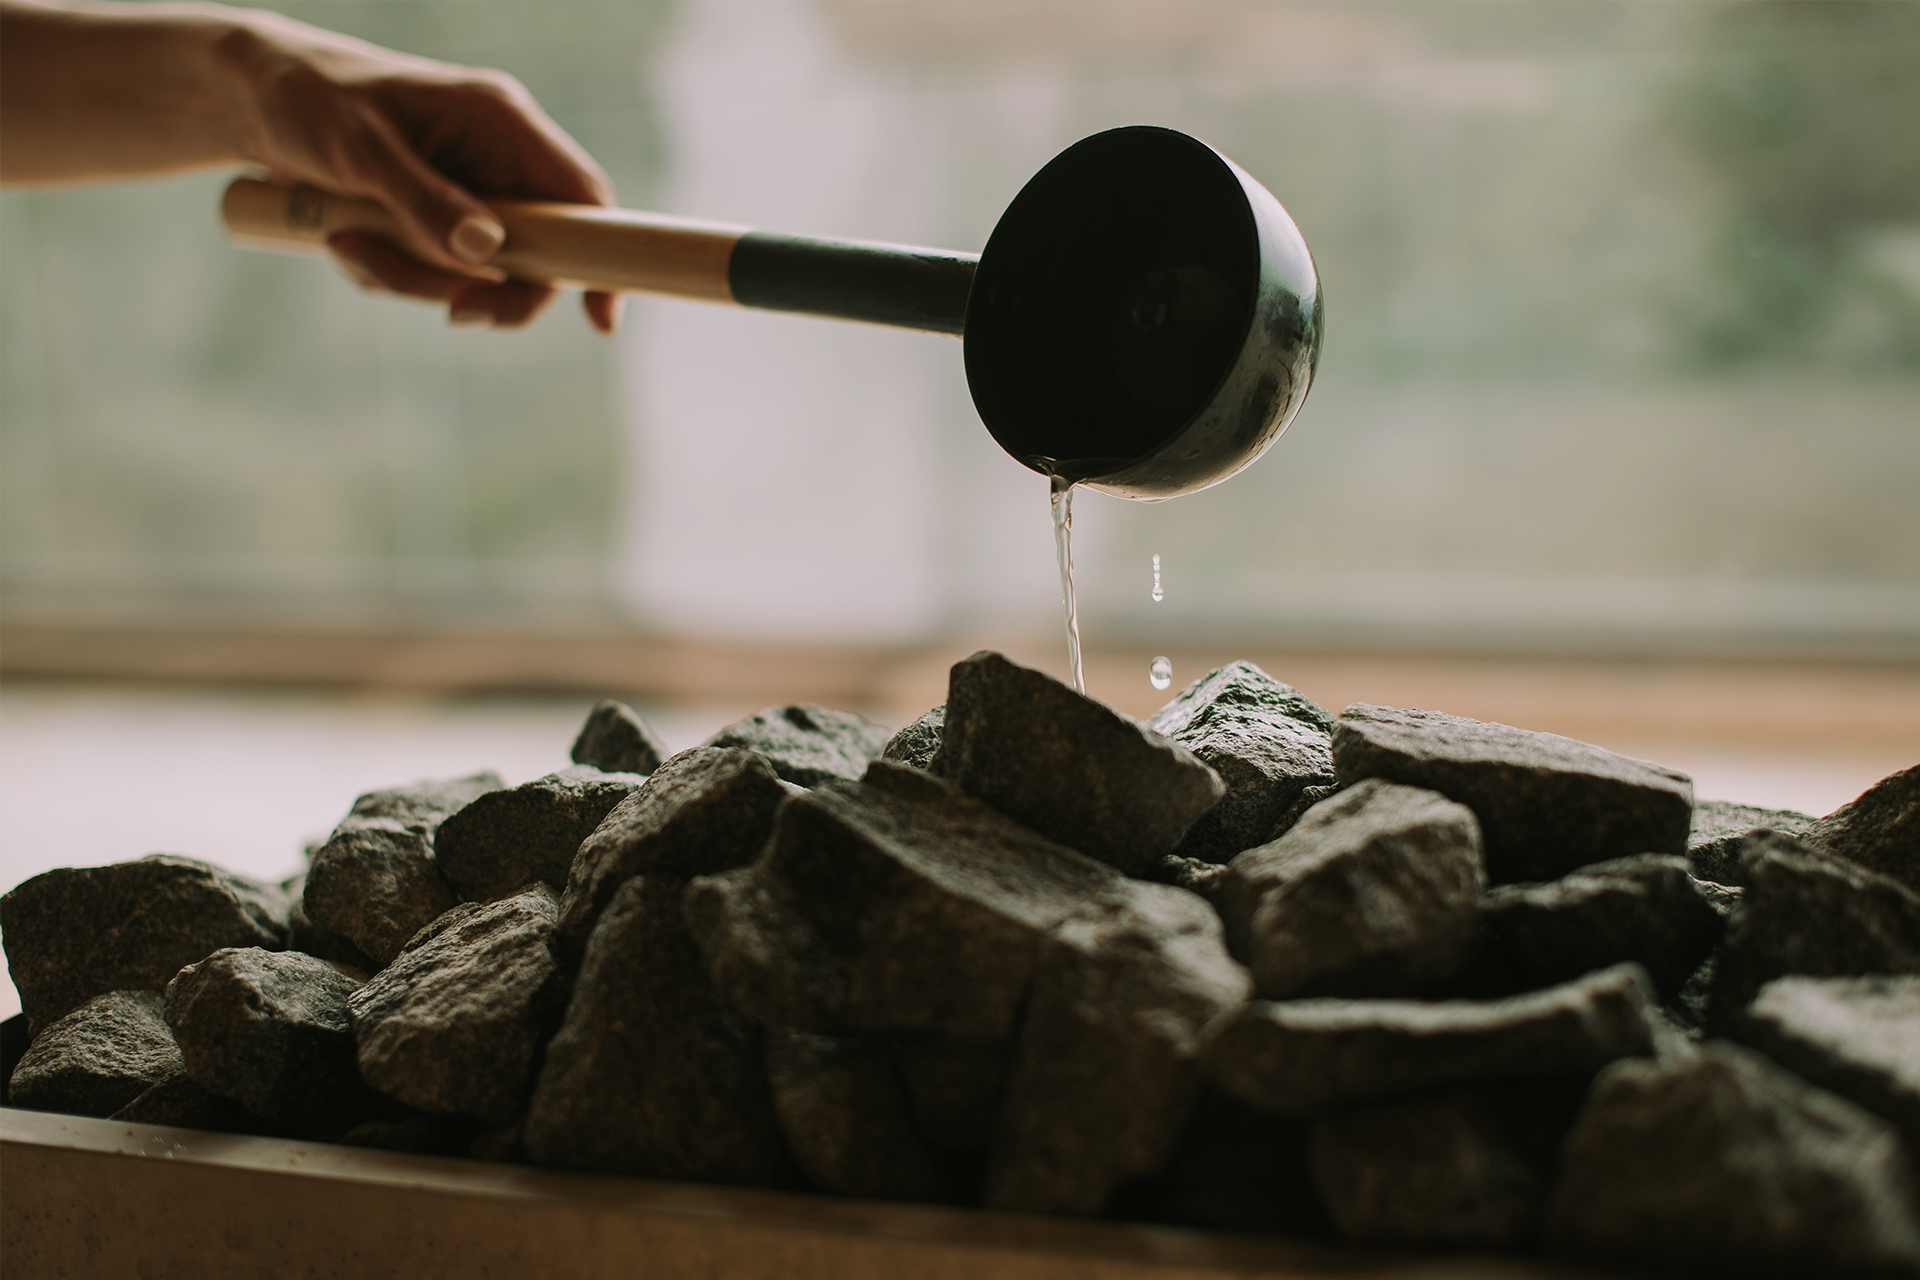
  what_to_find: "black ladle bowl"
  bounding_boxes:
[967,125,1322,500]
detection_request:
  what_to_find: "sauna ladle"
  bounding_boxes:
[222,125,1321,500]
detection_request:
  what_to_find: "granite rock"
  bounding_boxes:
[704,704,890,789]
[1140,854,1233,905]
[1216,780,1485,1000]
[109,1072,221,1129]
[434,767,643,903]
[1202,963,1659,1117]
[1475,854,1724,999]
[889,1034,1013,1154]
[557,746,788,961]
[1734,974,1920,1153]
[1331,704,1693,883]
[1266,783,1341,845]
[0,854,290,1030]
[285,879,379,972]
[882,705,946,771]
[304,821,459,968]
[687,761,1121,1040]
[8,989,182,1118]
[525,875,789,1185]
[986,882,1251,1216]
[1804,764,1920,894]
[350,885,569,1127]
[928,651,1224,876]
[1307,1084,1583,1248]
[1688,798,1815,886]
[570,699,670,776]
[1546,1042,1920,1276]
[1707,832,1920,1028]
[1147,662,1335,863]
[766,1029,947,1202]
[165,947,373,1136]
[343,772,502,836]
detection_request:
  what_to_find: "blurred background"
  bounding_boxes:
[3,0,1918,1016]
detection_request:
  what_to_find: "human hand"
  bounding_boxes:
[224,12,620,332]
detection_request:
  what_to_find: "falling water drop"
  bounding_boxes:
[1151,554,1164,603]
[1149,655,1173,691]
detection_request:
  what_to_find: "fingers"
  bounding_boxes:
[584,290,623,336]
[348,107,507,273]
[329,232,555,329]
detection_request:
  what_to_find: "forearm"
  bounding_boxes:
[2,0,258,185]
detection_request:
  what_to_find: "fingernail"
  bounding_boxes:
[449,307,492,328]
[449,214,505,265]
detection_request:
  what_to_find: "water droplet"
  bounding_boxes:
[1150,554,1164,603]
[1149,656,1173,691]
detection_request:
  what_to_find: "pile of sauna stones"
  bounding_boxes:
[4,652,1919,1277]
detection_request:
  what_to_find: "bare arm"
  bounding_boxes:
[0,0,619,331]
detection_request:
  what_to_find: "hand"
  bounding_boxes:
[226,15,621,332]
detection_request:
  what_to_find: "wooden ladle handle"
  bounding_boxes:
[220,177,975,334]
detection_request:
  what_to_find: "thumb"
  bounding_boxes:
[350,113,504,272]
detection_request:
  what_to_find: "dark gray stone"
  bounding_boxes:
[889,1034,1012,1153]
[928,651,1225,876]
[1689,798,1815,886]
[0,854,290,1031]
[1147,662,1335,864]
[165,947,373,1136]
[1734,974,1920,1154]
[882,704,945,771]
[687,761,1122,1040]
[1217,780,1484,1000]
[1708,832,1920,1029]
[570,698,670,776]
[1546,1042,1920,1276]
[434,767,643,903]
[1202,963,1659,1117]
[343,772,502,836]
[1266,782,1340,845]
[1804,764,1920,894]
[766,1029,946,1202]
[8,990,182,1118]
[985,881,1251,1216]
[1307,1084,1582,1248]
[350,885,568,1127]
[1476,854,1724,999]
[284,876,378,972]
[304,821,458,968]
[704,704,890,789]
[1692,876,1743,918]
[557,746,788,961]
[109,1072,219,1129]
[525,875,789,1186]
[1140,853,1232,905]
[1331,703,1694,883]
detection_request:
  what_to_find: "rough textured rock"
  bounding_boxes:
[350,885,568,1127]
[526,875,789,1185]
[1307,1084,1583,1248]
[1141,853,1233,905]
[1202,963,1659,1117]
[766,1029,946,1202]
[8,990,182,1118]
[1475,854,1724,999]
[343,772,502,835]
[1,1013,30,1103]
[1216,780,1485,1000]
[1733,974,1920,1153]
[570,698,670,776]
[688,761,1122,1039]
[165,947,373,1136]
[882,705,945,771]
[986,881,1252,1216]
[1688,798,1815,885]
[928,651,1225,876]
[304,821,459,968]
[1708,832,1920,1028]
[1266,782,1341,845]
[1546,1042,1920,1276]
[1147,662,1335,863]
[1803,764,1920,894]
[557,746,788,961]
[283,874,378,971]
[434,767,643,902]
[0,854,290,1030]
[1331,704,1693,883]
[704,704,890,789]
[109,1072,221,1129]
